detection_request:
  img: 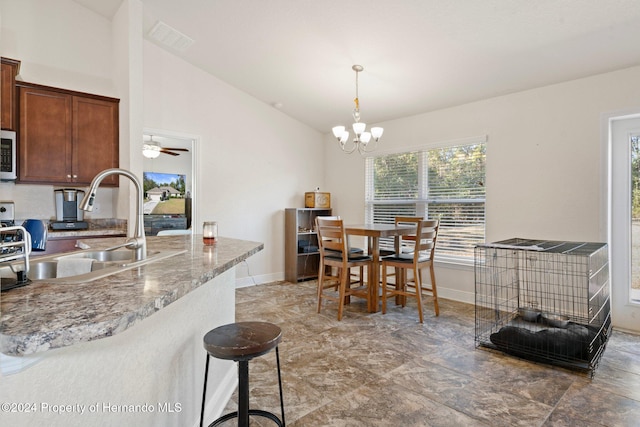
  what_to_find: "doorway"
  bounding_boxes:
[142,128,199,236]
[608,114,640,332]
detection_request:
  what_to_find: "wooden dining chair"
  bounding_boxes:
[380,218,439,323]
[315,217,373,320]
[316,216,365,288]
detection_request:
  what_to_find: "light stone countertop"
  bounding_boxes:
[45,227,127,238]
[0,235,263,356]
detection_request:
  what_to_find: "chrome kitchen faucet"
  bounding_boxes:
[80,168,147,261]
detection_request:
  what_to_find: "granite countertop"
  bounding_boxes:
[46,228,127,238]
[46,218,128,238]
[0,235,263,356]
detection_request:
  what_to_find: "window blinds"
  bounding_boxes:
[365,140,486,263]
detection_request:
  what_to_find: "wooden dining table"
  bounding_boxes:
[344,223,416,312]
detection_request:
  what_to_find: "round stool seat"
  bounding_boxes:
[200,321,285,427]
[204,321,282,361]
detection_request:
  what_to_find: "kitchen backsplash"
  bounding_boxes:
[0,182,116,221]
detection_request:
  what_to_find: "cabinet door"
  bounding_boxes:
[73,96,119,186]
[1,60,18,130]
[18,86,72,183]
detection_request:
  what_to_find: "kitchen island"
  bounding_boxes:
[0,234,263,427]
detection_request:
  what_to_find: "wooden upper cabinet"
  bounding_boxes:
[18,85,72,183]
[17,82,119,186]
[73,96,119,186]
[1,57,20,130]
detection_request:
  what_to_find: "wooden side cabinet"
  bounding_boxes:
[17,82,119,186]
[285,207,332,283]
[1,57,20,130]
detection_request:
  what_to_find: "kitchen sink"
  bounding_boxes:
[57,249,138,262]
[56,249,158,263]
[0,249,186,285]
[25,260,109,280]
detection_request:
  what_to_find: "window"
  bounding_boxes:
[365,137,486,263]
[631,133,640,300]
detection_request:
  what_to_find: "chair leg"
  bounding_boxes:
[337,268,348,321]
[381,264,388,314]
[275,346,286,426]
[365,265,372,313]
[317,262,325,313]
[344,267,351,306]
[237,360,250,427]
[414,266,424,323]
[430,264,439,316]
[199,354,210,427]
[400,269,407,307]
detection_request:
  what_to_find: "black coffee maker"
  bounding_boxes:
[51,189,89,230]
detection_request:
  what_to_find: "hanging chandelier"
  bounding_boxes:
[331,64,383,155]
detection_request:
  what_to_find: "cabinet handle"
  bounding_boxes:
[67,174,71,179]
[73,175,78,179]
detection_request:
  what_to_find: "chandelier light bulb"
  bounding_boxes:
[353,122,366,135]
[332,126,346,139]
[371,127,384,141]
[339,131,349,144]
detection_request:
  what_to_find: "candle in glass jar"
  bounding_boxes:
[203,221,218,245]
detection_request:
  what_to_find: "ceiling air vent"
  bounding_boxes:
[148,21,194,52]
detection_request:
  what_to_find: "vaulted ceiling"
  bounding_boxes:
[75,0,640,132]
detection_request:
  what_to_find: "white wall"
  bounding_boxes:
[5,0,640,296]
[0,0,113,95]
[1,0,324,281]
[111,0,144,230]
[325,65,640,303]
[142,41,325,282]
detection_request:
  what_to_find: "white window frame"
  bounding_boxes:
[365,135,487,265]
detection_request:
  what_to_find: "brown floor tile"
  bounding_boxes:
[220,280,640,426]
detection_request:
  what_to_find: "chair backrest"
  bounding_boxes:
[414,219,439,262]
[394,216,422,252]
[394,217,439,262]
[315,217,348,257]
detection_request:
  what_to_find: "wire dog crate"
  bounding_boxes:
[474,238,611,375]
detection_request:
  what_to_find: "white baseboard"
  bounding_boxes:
[236,272,477,307]
[235,272,283,288]
[438,286,475,305]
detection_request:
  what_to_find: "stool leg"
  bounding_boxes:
[276,346,285,426]
[237,360,250,427]
[199,354,210,427]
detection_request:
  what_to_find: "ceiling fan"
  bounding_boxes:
[142,136,189,158]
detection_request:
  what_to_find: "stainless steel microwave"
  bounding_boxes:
[1,130,17,180]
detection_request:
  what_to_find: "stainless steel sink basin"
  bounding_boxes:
[56,249,161,263]
[59,250,136,263]
[0,248,186,285]
[25,260,109,280]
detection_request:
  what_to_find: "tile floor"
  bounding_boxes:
[221,280,640,426]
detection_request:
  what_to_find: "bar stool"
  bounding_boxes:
[199,321,285,427]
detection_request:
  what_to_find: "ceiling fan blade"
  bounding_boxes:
[160,149,180,156]
[162,147,189,152]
